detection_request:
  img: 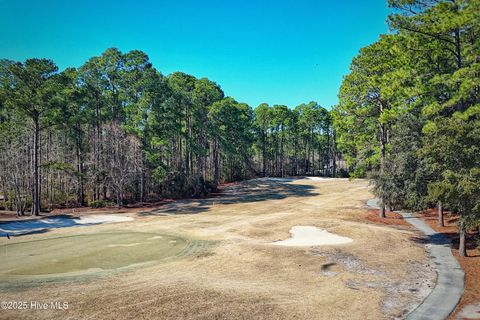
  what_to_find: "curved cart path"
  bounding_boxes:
[367,199,464,320]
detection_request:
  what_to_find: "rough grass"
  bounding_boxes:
[0,178,434,320]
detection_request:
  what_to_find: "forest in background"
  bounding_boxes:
[0,0,478,257]
[334,0,479,256]
[0,51,341,216]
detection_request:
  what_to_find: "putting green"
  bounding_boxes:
[0,232,190,277]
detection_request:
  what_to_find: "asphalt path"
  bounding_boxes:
[366,199,464,320]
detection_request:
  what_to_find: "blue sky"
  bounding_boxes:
[0,0,390,109]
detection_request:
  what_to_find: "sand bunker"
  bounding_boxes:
[74,214,133,224]
[305,177,349,182]
[305,177,330,181]
[252,177,295,182]
[272,226,353,246]
[0,214,133,236]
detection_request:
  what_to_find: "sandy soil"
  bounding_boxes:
[272,226,353,246]
[0,178,434,320]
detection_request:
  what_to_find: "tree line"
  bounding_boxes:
[333,0,479,257]
[0,50,342,215]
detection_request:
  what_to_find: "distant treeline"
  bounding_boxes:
[333,0,479,256]
[0,50,343,215]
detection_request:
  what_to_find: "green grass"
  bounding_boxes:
[0,232,189,276]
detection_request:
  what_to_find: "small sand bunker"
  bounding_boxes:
[273,226,352,246]
[75,214,133,224]
[305,177,348,182]
[305,177,330,181]
[0,214,133,236]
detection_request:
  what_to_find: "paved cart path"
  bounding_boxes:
[367,199,464,320]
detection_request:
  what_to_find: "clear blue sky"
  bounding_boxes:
[0,0,390,109]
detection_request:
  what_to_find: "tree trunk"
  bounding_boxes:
[380,103,387,218]
[437,201,444,227]
[93,98,101,202]
[140,170,144,203]
[454,28,462,69]
[306,138,309,174]
[76,131,85,207]
[213,138,220,186]
[332,131,337,178]
[116,189,122,208]
[185,104,191,175]
[311,129,315,175]
[379,205,386,218]
[379,121,387,218]
[32,118,41,216]
[262,132,266,177]
[280,134,284,177]
[459,227,467,257]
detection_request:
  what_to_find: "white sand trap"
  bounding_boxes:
[75,214,133,224]
[272,226,353,246]
[0,214,133,236]
[305,177,349,181]
[252,177,295,182]
[305,177,330,181]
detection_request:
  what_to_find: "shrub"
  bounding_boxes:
[89,199,107,208]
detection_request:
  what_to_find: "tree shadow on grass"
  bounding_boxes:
[138,178,319,216]
[0,229,50,238]
[409,233,453,246]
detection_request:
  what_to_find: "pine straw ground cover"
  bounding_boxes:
[366,205,480,320]
[418,209,480,320]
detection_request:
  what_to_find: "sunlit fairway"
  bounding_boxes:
[0,232,191,277]
[0,179,438,320]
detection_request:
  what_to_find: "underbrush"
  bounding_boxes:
[88,199,116,208]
